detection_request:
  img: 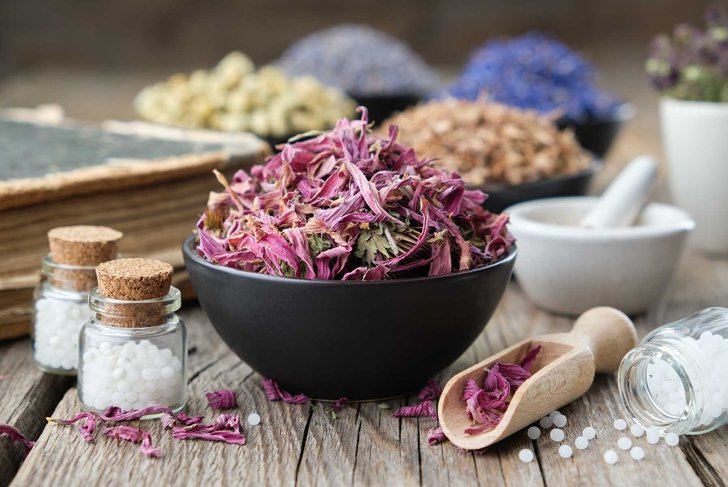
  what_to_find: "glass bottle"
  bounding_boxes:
[32,256,96,374]
[618,307,728,435]
[78,286,187,414]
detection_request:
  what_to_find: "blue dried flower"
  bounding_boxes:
[441,33,621,122]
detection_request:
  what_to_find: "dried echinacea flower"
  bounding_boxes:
[161,411,204,429]
[0,424,35,456]
[426,426,447,446]
[205,389,238,410]
[47,412,99,443]
[462,345,542,435]
[104,426,162,458]
[418,379,444,402]
[197,109,513,281]
[392,400,437,420]
[392,379,443,420]
[171,414,246,445]
[99,405,172,422]
[261,378,310,405]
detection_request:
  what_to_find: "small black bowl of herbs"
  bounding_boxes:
[183,110,516,400]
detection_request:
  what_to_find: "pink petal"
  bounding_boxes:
[104,426,162,458]
[426,426,447,446]
[205,389,238,410]
[0,423,34,456]
[331,397,349,412]
[519,345,542,373]
[417,379,443,402]
[47,412,98,443]
[392,400,437,420]
[261,378,310,405]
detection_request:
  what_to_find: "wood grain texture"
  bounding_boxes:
[7,252,728,487]
[0,339,74,487]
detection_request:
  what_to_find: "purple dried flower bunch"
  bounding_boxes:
[647,5,728,101]
[197,108,513,280]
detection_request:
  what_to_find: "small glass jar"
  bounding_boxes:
[78,287,187,415]
[32,255,97,374]
[618,307,728,435]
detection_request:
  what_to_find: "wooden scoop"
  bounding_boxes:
[438,307,638,450]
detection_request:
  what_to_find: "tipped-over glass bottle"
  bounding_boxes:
[618,307,728,435]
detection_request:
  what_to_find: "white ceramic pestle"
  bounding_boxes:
[579,156,658,229]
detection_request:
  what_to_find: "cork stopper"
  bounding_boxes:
[48,226,123,266]
[95,258,174,328]
[46,225,123,292]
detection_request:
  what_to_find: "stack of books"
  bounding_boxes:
[0,107,269,340]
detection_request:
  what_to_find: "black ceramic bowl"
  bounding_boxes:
[182,235,516,400]
[350,93,422,126]
[557,103,635,158]
[481,159,603,213]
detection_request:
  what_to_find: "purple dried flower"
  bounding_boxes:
[104,426,162,458]
[417,379,443,402]
[261,378,310,405]
[160,411,204,429]
[392,400,437,420]
[160,413,176,430]
[426,426,447,446]
[205,389,238,410]
[171,413,246,445]
[47,412,98,443]
[99,405,172,422]
[0,424,35,456]
[331,397,349,412]
[519,345,542,373]
[197,109,512,280]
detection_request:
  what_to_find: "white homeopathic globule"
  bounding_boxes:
[33,297,91,371]
[80,340,183,411]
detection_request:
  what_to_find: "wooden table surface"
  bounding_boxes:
[1,66,728,487]
[2,256,727,487]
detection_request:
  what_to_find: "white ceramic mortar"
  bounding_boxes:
[508,197,694,316]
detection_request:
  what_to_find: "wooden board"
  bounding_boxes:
[0,339,74,486]
[4,250,728,487]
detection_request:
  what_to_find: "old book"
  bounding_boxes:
[0,108,269,340]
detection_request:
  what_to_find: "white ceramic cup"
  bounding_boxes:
[660,98,728,255]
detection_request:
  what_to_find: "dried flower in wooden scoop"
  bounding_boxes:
[205,389,238,410]
[0,424,35,456]
[463,345,542,435]
[261,378,310,405]
[104,426,162,458]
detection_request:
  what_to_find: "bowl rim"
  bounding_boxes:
[479,157,601,193]
[182,234,517,286]
[507,196,695,240]
[557,101,636,126]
